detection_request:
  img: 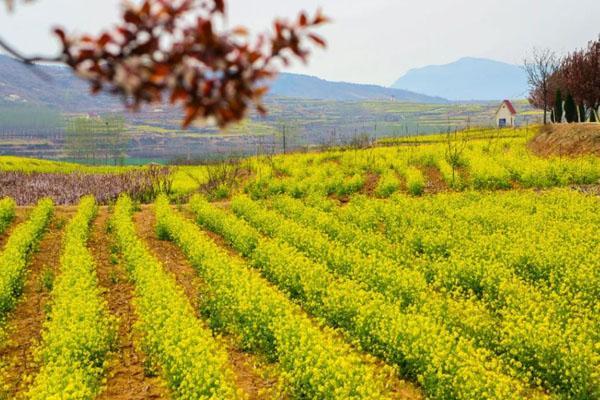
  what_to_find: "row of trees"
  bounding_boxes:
[0,105,64,139]
[64,115,129,165]
[0,105,128,164]
[526,36,600,123]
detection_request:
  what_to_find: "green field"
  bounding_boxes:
[0,99,543,164]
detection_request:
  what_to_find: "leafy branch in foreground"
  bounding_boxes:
[1,0,328,128]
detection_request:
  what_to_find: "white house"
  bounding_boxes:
[495,100,517,128]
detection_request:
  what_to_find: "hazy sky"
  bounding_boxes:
[1,0,599,86]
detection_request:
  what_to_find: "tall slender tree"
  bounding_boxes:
[553,89,563,123]
[564,93,577,123]
[578,104,587,122]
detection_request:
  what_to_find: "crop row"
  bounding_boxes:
[270,190,598,311]
[246,166,366,200]
[302,190,589,299]
[27,196,116,399]
[155,195,392,399]
[241,133,600,200]
[232,195,598,398]
[111,195,241,399]
[296,191,600,393]
[465,143,600,190]
[332,191,600,308]
[0,197,16,235]
[187,195,538,400]
[0,198,53,320]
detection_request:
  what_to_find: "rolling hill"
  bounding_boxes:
[0,54,115,111]
[269,73,447,103]
[391,57,529,101]
[0,54,447,110]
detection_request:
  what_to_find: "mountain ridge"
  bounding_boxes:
[270,72,447,103]
[392,57,529,101]
[0,54,447,109]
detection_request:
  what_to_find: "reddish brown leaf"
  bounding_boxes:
[299,12,308,26]
[98,33,112,47]
[308,33,326,48]
[213,0,225,14]
[169,88,188,104]
[55,0,328,128]
[183,104,201,127]
[123,10,141,25]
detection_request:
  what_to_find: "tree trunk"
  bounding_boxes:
[543,86,548,124]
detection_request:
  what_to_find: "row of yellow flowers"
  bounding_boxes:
[0,198,16,235]
[111,196,241,399]
[27,196,116,399]
[307,190,599,398]
[188,195,538,400]
[155,195,392,399]
[233,194,589,398]
[242,131,600,199]
[0,198,53,319]
[334,191,599,315]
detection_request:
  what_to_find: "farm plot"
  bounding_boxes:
[0,182,597,399]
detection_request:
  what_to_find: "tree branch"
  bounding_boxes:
[0,35,63,80]
[0,36,62,64]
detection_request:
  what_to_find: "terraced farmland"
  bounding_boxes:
[0,126,598,399]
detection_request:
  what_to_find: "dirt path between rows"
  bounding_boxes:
[421,165,447,194]
[91,207,169,400]
[0,209,74,399]
[133,205,279,400]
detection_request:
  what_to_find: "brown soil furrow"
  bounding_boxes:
[420,165,447,194]
[361,172,380,196]
[91,207,169,400]
[133,205,279,400]
[0,209,75,399]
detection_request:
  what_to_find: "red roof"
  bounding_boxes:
[501,99,517,115]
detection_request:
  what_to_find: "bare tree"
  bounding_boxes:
[524,48,560,124]
[444,128,467,188]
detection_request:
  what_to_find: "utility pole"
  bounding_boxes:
[282,124,287,154]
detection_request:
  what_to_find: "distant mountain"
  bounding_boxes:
[270,73,447,103]
[0,55,447,111]
[0,54,115,111]
[391,57,529,101]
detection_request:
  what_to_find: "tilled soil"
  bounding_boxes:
[0,209,75,399]
[92,207,169,400]
[133,206,280,400]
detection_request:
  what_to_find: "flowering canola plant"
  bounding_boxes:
[155,195,392,400]
[188,195,543,400]
[0,198,16,235]
[28,196,116,400]
[0,198,53,320]
[111,195,241,399]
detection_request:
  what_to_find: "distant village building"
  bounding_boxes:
[495,100,517,128]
